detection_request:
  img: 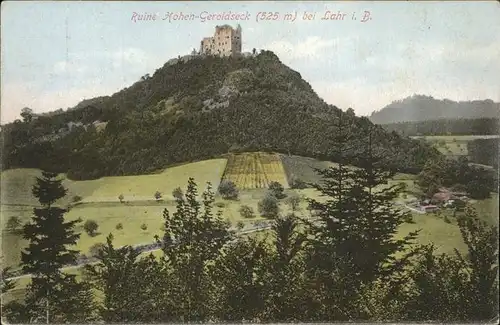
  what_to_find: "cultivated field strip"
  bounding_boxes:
[222,152,290,189]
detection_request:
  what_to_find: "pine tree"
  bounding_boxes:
[20,171,94,322]
[304,113,419,320]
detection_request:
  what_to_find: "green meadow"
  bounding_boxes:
[1,154,496,274]
[410,135,499,157]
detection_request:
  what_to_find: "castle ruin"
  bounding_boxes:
[199,24,242,57]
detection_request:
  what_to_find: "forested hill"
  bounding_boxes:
[370,95,500,124]
[381,117,499,136]
[1,51,440,179]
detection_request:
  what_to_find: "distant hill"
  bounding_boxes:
[1,51,440,179]
[370,95,500,124]
[381,117,499,136]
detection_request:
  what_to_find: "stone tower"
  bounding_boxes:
[199,24,242,57]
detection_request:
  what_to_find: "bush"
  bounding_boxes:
[285,193,301,211]
[236,221,245,230]
[215,202,226,208]
[290,177,307,189]
[444,215,451,224]
[140,223,148,231]
[118,194,124,203]
[6,216,22,234]
[450,183,467,193]
[172,187,183,200]
[258,194,279,219]
[268,181,286,199]
[83,220,99,236]
[72,195,82,203]
[115,223,123,230]
[89,243,106,257]
[154,191,162,201]
[218,180,239,200]
[239,205,255,219]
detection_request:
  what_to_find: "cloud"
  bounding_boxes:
[265,36,336,60]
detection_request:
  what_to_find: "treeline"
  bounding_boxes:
[417,156,497,199]
[381,117,499,136]
[468,138,499,169]
[2,128,497,323]
[1,51,440,178]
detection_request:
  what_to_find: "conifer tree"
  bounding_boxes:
[304,113,419,320]
[20,171,94,322]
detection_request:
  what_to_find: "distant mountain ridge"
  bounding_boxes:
[369,95,500,124]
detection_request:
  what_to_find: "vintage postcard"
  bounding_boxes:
[1,1,499,323]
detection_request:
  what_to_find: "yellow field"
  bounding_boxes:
[222,152,289,189]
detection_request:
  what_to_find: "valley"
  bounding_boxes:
[3,151,495,276]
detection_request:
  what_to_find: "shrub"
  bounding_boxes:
[115,223,123,230]
[118,194,124,203]
[218,180,239,200]
[83,220,99,236]
[140,223,148,231]
[404,214,415,224]
[236,221,245,230]
[268,181,286,199]
[290,177,307,189]
[215,202,226,208]
[239,205,255,219]
[258,194,279,219]
[285,193,301,211]
[172,187,183,200]
[6,216,22,234]
[72,195,82,203]
[89,243,106,257]
[444,215,451,224]
[154,191,162,201]
[450,183,467,193]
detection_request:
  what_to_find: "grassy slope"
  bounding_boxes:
[1,154,496,271]
[0,159,227,205]
[82,158,227,202]
[410,135,500,157]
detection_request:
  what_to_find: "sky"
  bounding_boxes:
[1,1,500,123]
